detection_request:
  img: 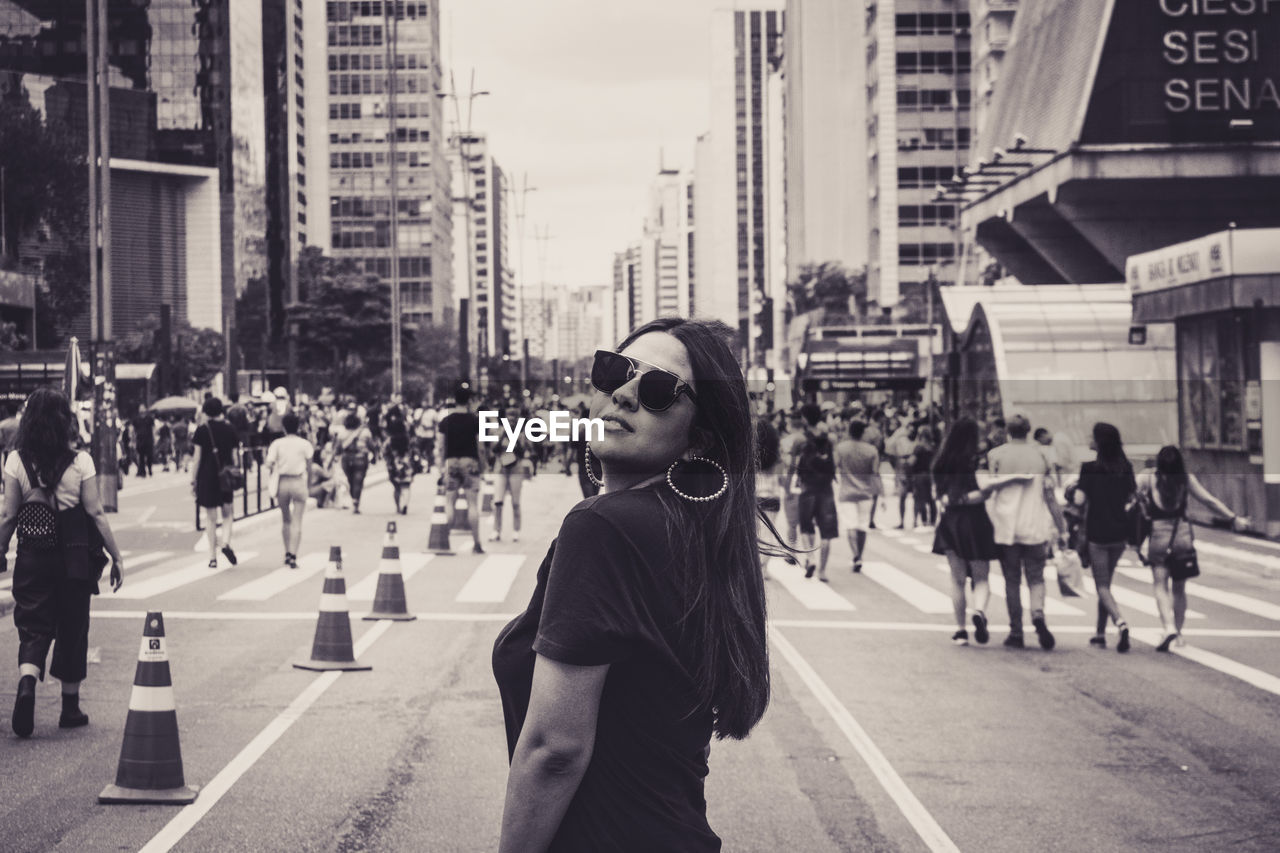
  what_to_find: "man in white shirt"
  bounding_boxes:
[987,415,1068,650]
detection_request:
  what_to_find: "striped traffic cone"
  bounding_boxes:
[450,494,470,531]
[480,474,494,513]
[99,612,199,805]
[427,485,455,555]
[364,521,416,621]
[293,547,372,672]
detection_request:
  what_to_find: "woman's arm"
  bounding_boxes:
[499,654,609,853]
[190,445,202,495]
[0,472,22,561]
[81,474,124,591]
[1188,474,1248,529]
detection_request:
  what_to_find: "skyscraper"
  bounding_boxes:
[696,2,785,364]
[865,1,972,307]
[323,0,451,328]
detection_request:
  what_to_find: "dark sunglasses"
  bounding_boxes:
[591,350,697,412]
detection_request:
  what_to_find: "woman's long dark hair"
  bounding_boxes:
[755,417,780,471]
[1155,445,1188,509]
[616,318,769,740]
[932,416,980,497]
[14,387,76,486]
[1092,422,1135,489]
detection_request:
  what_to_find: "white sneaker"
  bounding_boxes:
[512,532,519,542]
[490,532,501,542]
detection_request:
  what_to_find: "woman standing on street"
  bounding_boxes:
[1072,422,1136,652]
[1139,446,1249,651]
[192,397,240,569]
[492,318,771,852]
[490,408,530,542]
[333,411,374,514]
[266,413,312,569]
[932,417,1028,646]
[0,387,124,737]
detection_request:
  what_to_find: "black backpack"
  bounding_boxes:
[796,434,835,488]
[17,453,75,551]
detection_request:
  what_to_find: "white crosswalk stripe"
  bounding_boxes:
[859,562,953,614]
[765,558,856,611]
[113,552,259,599]
[218,552,329,601]
[456,555,526,603]
[1194,540,1280,573]
[1115,567,1278,620]
[346,553,434,601]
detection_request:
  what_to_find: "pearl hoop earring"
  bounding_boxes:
[666,456,728,502]
[584,444,604,488]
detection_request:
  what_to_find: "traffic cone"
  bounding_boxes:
[364,521,416,621]
[480,474,494,513]
[427,485,455,555]
[294,547,371,672]
[99,612,199,805]
[450,494,470,530]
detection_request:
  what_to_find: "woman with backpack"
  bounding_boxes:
[0,387,124,737]
[332,411,374,514]
[1071,423,1136,652]
[1139,446,1249,651]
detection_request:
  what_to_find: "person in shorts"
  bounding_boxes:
[788,403,838,581]
[835,420,881,573]
[438,387,487,554]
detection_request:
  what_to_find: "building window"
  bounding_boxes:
[1179,315,1245,450]
[898,244,956,265]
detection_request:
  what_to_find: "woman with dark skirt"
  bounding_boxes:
[191,397,241,569]
[1072,422,1136,652]
[0,388,124,737]
[492,318,772,852]
[932,417,1030,647]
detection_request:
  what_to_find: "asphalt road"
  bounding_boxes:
[1,464,1279,852]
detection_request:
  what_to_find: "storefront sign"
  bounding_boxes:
[1127,232,1231,292]
[1088,2,1280,143]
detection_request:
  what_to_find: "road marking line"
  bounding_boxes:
[218,552,329,601]
[138,620,394,853]
[859,562,953,614]
[1133,628,1280,698]
[1195,540,1280,572]
[1113,567,1280,620]
[765,557,855,611]
[346,553,433,601]
[112,553,259,600]
[456,554,526,603]
[769,626,961,853]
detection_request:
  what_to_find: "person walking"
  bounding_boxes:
[0,387,124,737]
[931,417,1027,646]
[492,318,770,852]
[191,397,240,569]
[437,387,486,554]
[788,403,839,582]
[132,405,155,478]
[490,409,531,543]
[382,404,415,516]
[172,415,192,473]
[910,425,938,527]
[885,421,916,529]
[778,409,805,546]
[1138,446,1249,651]
[1072,422,1136,652]
[266,413,312,569]
[333,411,374,514]
[987,415,1069,650]
[834,420,881,573]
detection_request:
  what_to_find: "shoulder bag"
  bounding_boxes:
[209,426,244,492]
[18,453,109,587]
[1165,513,1200,581]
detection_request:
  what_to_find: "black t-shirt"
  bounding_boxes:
[439,411,480,460]
[1077,459,1136,545]
[194,419,239,475]
[492,486,719,852]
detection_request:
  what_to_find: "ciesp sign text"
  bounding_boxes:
[478,410,605,453]
[1160,0,1279,114]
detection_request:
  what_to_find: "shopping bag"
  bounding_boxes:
[1054,549,1085,598]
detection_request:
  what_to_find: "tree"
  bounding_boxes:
[406,322,460,400]
[0,89,90,347]
[786,262,867,326]
[288,249,411,395]
[116,314,226,393]
[234,275,285,371]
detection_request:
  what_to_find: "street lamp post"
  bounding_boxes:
[438,71,489,386]
[383,0,402,395]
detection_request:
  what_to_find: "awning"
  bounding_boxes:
[115,363,157,381]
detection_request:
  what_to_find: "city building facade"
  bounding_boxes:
[865,0,972,307]
[324,0,451,328]
[697,2,785,366]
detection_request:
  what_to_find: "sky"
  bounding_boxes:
[443,0,724,290]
